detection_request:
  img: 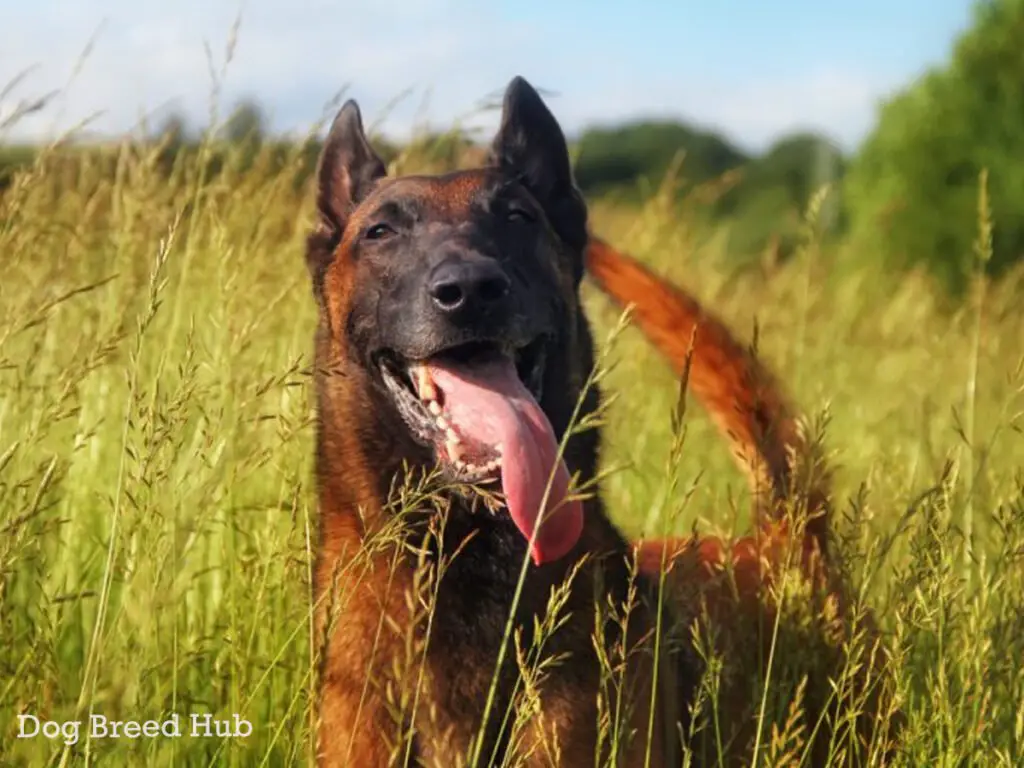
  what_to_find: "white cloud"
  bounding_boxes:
[0,0,538,141]
[1,1,898,151]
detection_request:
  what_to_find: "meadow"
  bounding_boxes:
[1,119,1023,767]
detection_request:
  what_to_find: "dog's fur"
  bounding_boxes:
[305,77,897,767]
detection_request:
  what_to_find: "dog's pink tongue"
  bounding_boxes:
[425,358,582,564]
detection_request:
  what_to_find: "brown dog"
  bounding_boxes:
[305,77,896,767]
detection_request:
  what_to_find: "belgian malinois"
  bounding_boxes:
[304,76,897,767]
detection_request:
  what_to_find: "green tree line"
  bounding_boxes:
[3,0,1024,292]
[0,102,844,265]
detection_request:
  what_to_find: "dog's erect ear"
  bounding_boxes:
[306,100,387,295]
[489,77,588,265]
[316,100,387,233]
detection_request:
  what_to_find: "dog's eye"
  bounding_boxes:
[506,203,535,223]
[365,223,396,241]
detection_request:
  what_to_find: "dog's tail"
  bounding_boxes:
[584,235,831,554]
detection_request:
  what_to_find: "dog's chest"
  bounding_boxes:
[397,540,600,765]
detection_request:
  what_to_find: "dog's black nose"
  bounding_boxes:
[428,259,511,315]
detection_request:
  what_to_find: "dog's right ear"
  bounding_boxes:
[316,100,387,232]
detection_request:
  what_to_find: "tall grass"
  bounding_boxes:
[1,111,1023,767]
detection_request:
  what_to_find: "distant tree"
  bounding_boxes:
[741,133,845,219]
[572,120,749,196]
[843,0,1024,291]
[155,111,189,149]
[725,133,845,256]
[0,145,38,191]
[223,98,267,145]
[151,110,191,173]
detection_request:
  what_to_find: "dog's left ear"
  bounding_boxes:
[490,77,588,273]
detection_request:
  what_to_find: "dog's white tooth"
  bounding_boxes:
[422,376,437,401]
[436,416,450,431]
[465,463,478,475]
[428,401,442,416]
[448,439,463,463]
[445,427,460,444]
[414,365,437,401]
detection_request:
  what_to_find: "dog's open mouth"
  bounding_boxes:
[376,337,582,564]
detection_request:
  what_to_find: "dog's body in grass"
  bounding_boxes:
[305,77,896,766]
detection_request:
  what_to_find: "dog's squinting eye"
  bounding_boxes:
[364,223,397,241]
[506,203,535,224]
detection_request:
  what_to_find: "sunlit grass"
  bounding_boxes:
[1,99,1023,767]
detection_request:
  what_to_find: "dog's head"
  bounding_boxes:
[306,77,599,564]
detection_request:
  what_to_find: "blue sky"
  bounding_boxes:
[0,0,975,152]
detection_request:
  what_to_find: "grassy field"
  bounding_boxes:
[1,132,1023,767]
